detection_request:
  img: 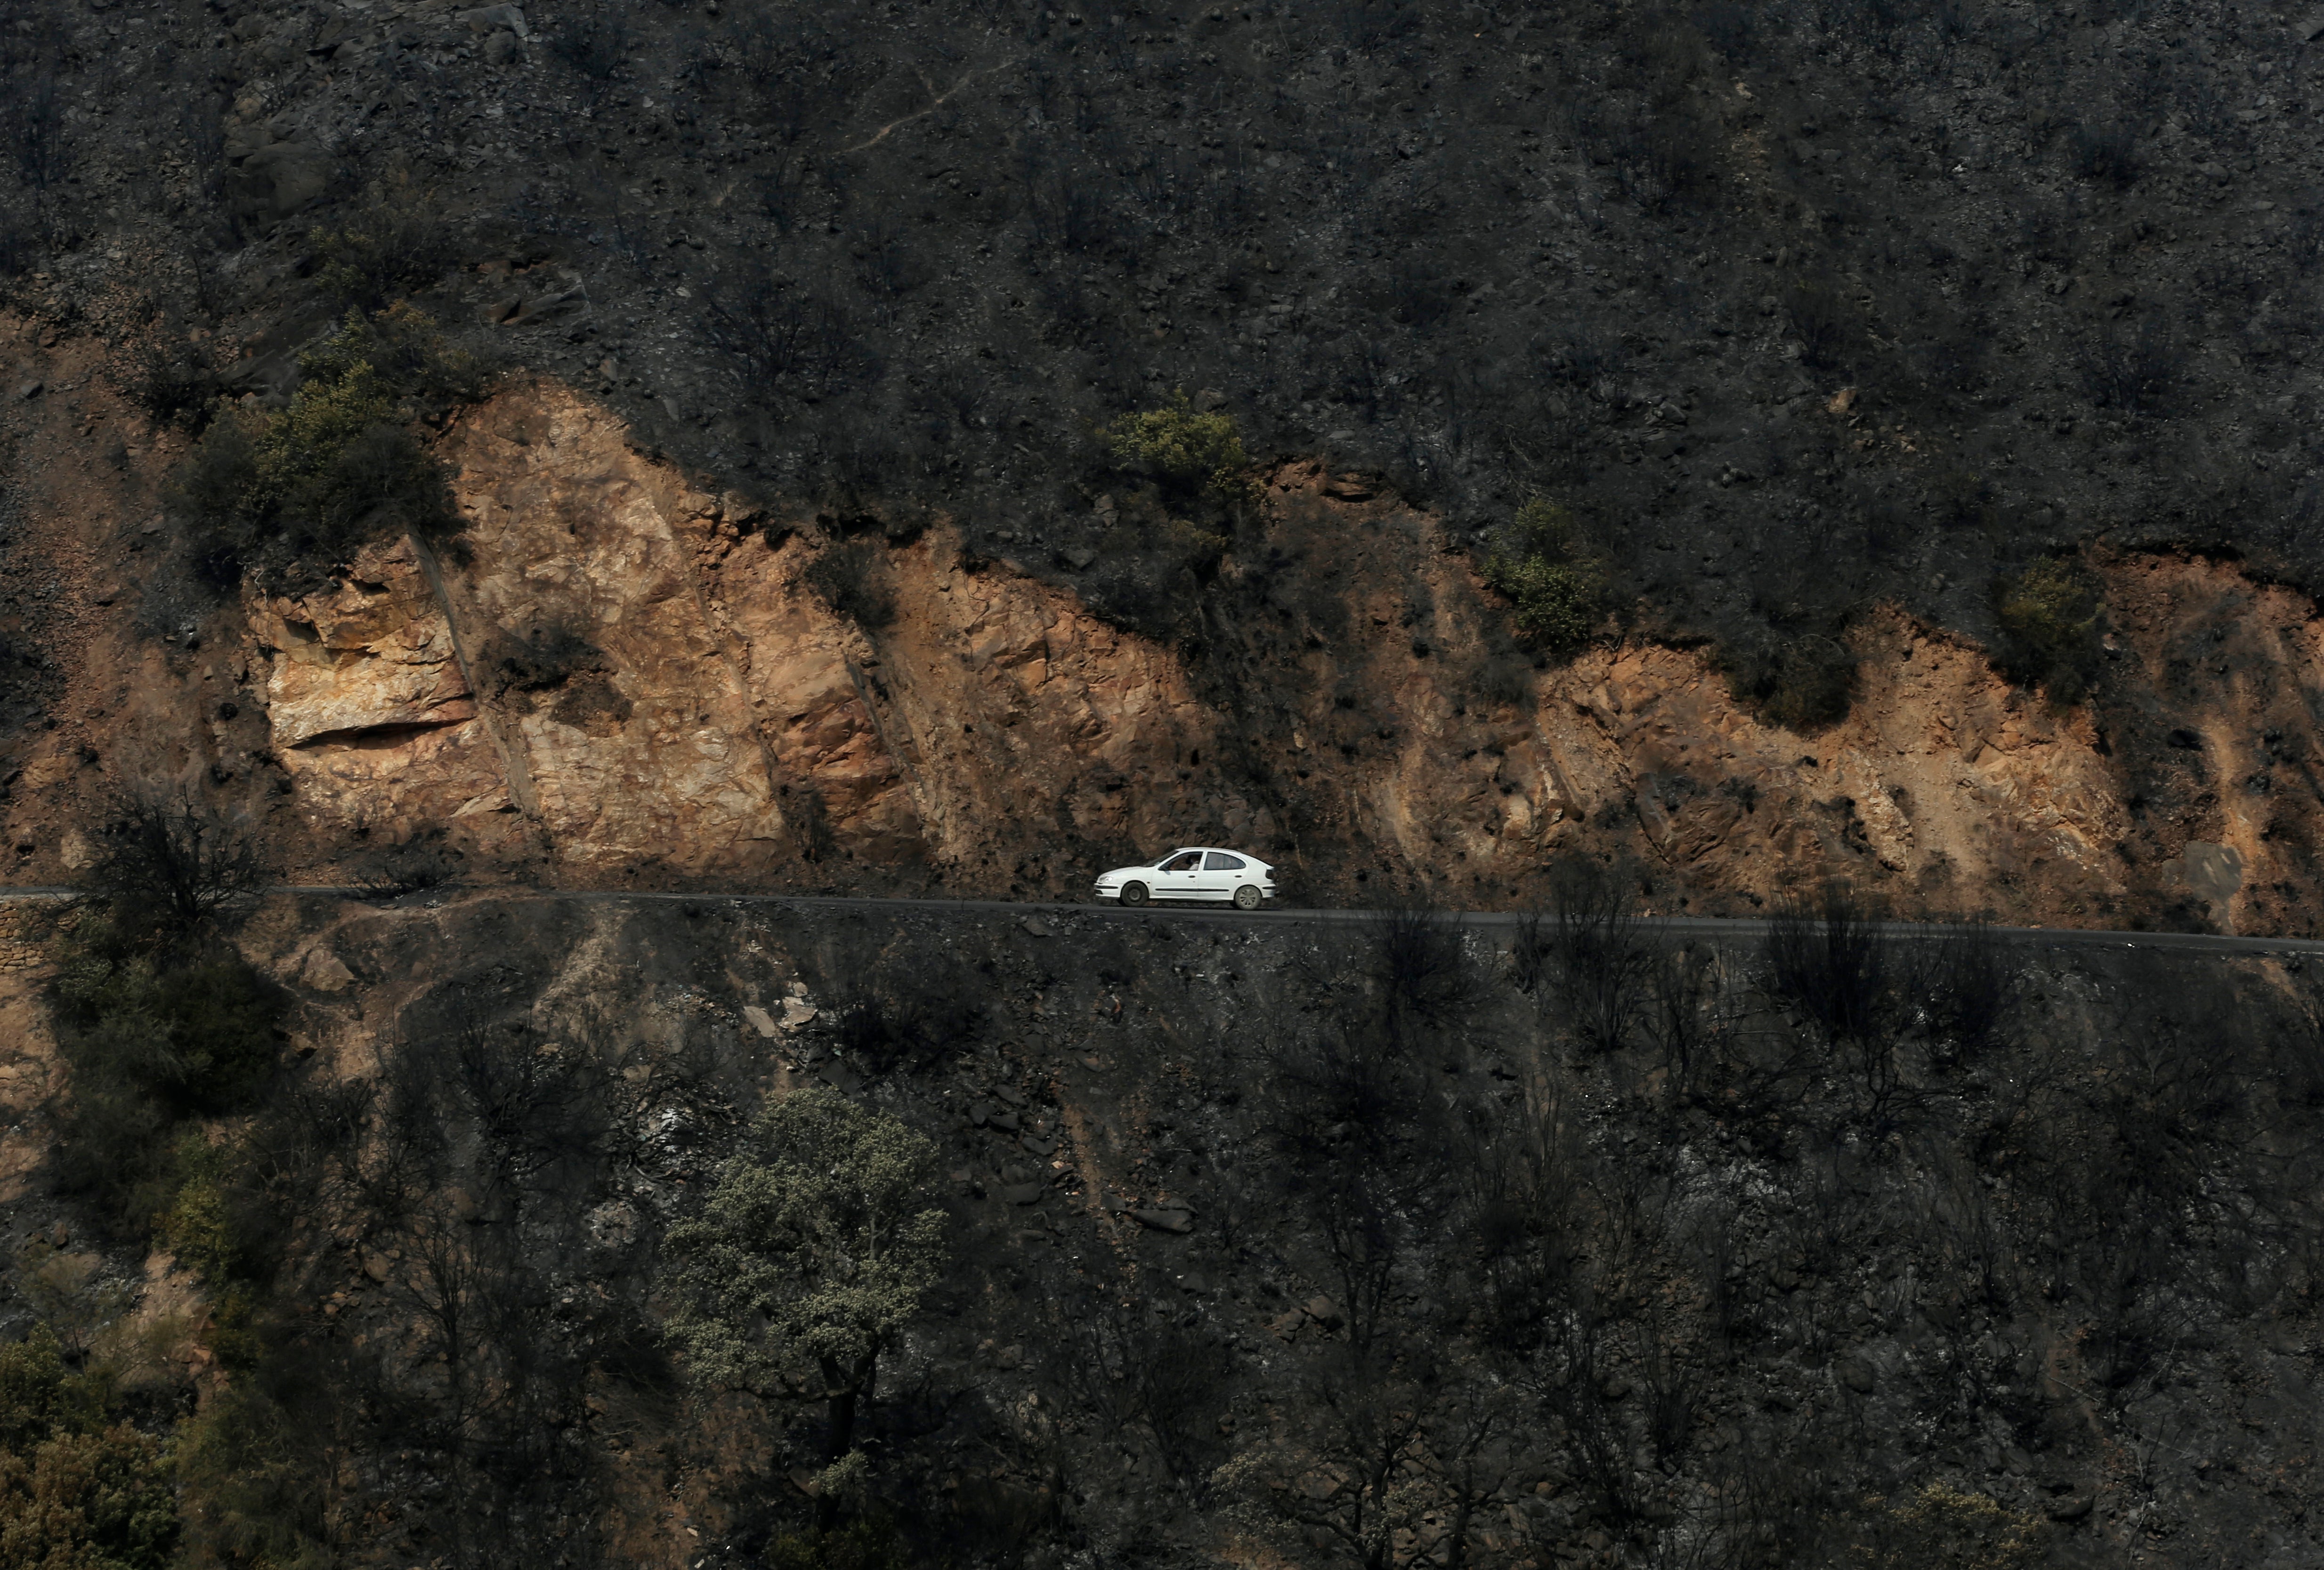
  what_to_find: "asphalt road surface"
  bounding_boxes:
[6,884,2304,960]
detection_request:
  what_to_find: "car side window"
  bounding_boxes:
[1204,852,1245,871]
[1162,852,1202,872]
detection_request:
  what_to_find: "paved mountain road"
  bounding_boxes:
[6,885,2308,960]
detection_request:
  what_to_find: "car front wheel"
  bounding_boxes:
[1233,884,1263,911]
[1120,881,1150,906]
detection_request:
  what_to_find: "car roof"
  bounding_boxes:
[1169,846,1266,861]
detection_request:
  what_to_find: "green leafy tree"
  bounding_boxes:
[664,1086,948,1530]
[1995,555,2102,703]
[49,896,281,1243]
[171,1384,332,1570]
[1482,498,1606,657]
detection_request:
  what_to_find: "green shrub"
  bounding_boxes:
[805,541,899,630]
[247,361,433,539]
[173,307,477,577]
[0,1327,106,1452]
[0,1326,179,1570]
[1843,1481,2044,1570]
[60,953,280,1120]
[299,301,485,409]
[158,1134,237,1282]
[309,174,461,312]
[765,1517,910,1570]
[1995,555,2101,703]
[1482,498,1606,657]
[150,963,280,1112]
[1101,390,1257,508]
[51,1076,178,1240]
[173,413,259,527]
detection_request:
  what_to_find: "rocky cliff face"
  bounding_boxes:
[0,323,2312,930]
[194,377,2315,933]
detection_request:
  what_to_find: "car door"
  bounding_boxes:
[1154,850,1204,898]
[1199,851,1248,900]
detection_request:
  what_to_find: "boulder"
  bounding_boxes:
[228,141,333,223]
[507,285,589,326]
[300,947,355,992]
[459,4,530,37]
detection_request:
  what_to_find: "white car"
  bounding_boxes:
[1093,848,1277,910]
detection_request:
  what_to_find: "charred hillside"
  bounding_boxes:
[1,890,2323,1569]
[6,0,2322,634]
[3,8,2324,1563]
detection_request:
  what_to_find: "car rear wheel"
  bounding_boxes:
[1120,881,1150,907]
[1233,884,1263,911]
